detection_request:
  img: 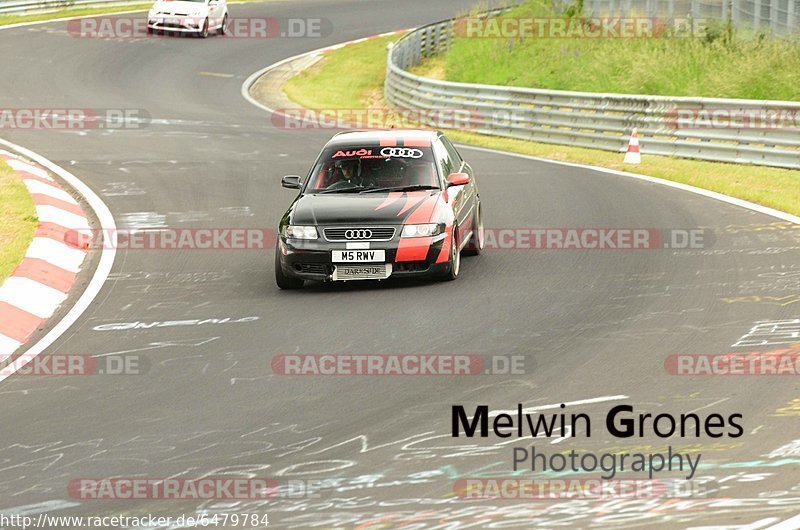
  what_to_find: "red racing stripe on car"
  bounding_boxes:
[395,194,441,262]
[436,225,453,263]
[403,194,439,223]
[403,133,431,147]
[375,191,404,211]
[395,236,433,262]
[396,191,429,216]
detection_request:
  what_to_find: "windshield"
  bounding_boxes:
[305,145,440,193]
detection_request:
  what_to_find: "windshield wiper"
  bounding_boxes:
[359,184,440,194]
[318,185,368,194]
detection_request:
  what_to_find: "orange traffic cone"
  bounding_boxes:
[624,128,641,164]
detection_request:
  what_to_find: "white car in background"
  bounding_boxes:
[147,0,228,38]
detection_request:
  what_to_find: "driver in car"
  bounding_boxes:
[326,159,374,190]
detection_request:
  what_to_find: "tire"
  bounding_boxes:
[463,201,484,256]
[441,227,460,281]
[275,245,303,290]
[199,18,209,38]
[146,26,154,34]
[219,14,228,35]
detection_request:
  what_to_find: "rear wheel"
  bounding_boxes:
[463,201,484,256]
[275,245,303,290]
[441,227,460,281]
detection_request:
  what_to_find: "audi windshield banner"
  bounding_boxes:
[0,1,798,530]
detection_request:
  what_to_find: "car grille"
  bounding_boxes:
[323,227,396,242]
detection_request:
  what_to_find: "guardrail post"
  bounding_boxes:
[788,0,796,33]
[445,21,453,51]
[770,0,779,32]
[754,0,762,29]
[385,42,394,102]
[424,26,433,58]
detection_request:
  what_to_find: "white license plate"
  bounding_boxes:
[333,264,392,281]
[332,250,385,263]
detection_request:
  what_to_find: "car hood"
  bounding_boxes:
[151,1,207,12]
[286,191,443,226]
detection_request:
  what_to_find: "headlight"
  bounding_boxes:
[284,225,318,240]
[402,223,443,238]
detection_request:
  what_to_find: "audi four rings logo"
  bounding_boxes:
[380,147,424,159]
[345,229,373,240]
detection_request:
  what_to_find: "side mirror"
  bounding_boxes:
[281,175,302,189]
[446,172,470,187]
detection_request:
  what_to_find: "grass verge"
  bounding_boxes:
[441,0,800,100]
[280,34,800,216]
[0,160,37,284]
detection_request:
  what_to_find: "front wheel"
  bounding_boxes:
[219,14,228,35]
[463,202,484,256]
[441,227,460,281]
[199,18,209,38]
[275,245,303,290]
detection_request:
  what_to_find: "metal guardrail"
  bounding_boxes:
[384,16,800,169]
[0,0,140,15]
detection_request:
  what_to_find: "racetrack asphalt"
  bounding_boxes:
[1,0,799,527]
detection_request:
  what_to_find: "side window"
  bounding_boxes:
[441,136,464,169]
[433,139,454,179]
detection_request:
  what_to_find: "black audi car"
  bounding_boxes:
[275,130,484,289]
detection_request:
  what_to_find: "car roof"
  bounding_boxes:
[325,129,441,148]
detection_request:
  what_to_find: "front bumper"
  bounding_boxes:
[147,16,205,32]
[277,232,452,282]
